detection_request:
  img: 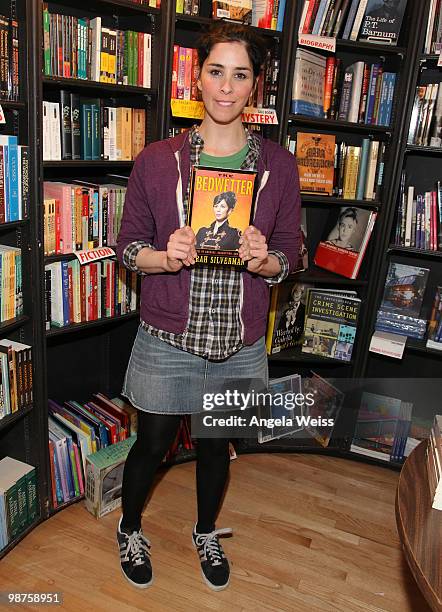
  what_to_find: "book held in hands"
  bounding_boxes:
[188,166,258,268]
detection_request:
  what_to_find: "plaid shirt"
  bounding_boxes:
[123,126,289,360]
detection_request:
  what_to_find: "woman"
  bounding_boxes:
[327,207,358,250]
[115,21,301,592]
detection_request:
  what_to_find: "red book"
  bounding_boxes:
[171,45,179,99]
[54,198,61,254]
[303,0,320,34]
[431,191,438,251]
[190,49,199,101]
[358,63,371,123]
[314,207,377,279]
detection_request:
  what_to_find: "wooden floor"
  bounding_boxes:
[0,453,431,612]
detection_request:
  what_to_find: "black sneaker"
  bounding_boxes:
[117,516,153,588]
[192,525,232,591]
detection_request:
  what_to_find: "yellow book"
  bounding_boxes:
[99,27,109,83]
[265,286,279,354]
[343,146,361,199]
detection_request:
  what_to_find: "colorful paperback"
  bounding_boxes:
[188,166,257,267]
[296,133,336,196]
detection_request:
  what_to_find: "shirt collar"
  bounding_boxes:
[188,124,261,155]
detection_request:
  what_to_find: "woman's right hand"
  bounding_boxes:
[164,226,197,272]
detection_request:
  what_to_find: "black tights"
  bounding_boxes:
[121,411,230,534]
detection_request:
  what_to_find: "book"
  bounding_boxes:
[302,289,361,361]
[266,281,312,354]
[212,1,252,23]
[291,48,326,117]
[380,262,429,318]
[296,132,336,196]
[358,0,408,45]
[314,206,377,278]
[188,166,258,268]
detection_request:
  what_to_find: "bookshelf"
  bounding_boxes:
[1,0,441,558]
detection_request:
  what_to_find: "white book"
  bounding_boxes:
[404,185,415,247]
[364,140,379,200]
[350,0,369,41]
[108,107,117,161]
[314,0,332,36]
[143,33,151,89]
[46,262,64,327]
[90,17,102,82]
[49,102,61,161]
[348,61,365,123]
[425,0,437,54]
[42,101,51,161]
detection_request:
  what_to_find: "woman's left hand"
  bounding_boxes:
[239,226,268,273]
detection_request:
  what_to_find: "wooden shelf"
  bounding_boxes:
[43,160,134,168]
[388,245,442,259]
[0,315,30,335]
[289,114,392,135]
[42,76,156,97]
[293,266,368,286]
[48,0,160,16]
[405,145,442,155]
[175,13,282,38]
[302,194,380,209]
[0,99,25,109]
[268,346,352,365]
[0,405,33,434]
[46,311,139,338]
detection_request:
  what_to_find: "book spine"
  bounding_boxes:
[60,90,72,160]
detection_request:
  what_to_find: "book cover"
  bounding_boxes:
[314,206,376,278]
[359,0,407,45]
[188,166,258,267]
[380,262,429,317]
[266,281,312,354]
[302,289,361,361]
[291,48,326,117]
[302,372,344,447]
[212,1,252,23]
[296,132,335,196]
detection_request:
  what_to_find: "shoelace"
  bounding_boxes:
[120,530,151,566]
[195,527,232,566]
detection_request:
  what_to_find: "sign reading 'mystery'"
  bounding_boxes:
[74,246,116,264]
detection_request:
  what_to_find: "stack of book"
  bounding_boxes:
[298,0,407,45]
[0,457,37,550]
[375,262,429,339]
[407,84,442,148]
[0,135,29,223]
[42,7,152,87]
[351,391,413,463]
[301,288,361,361]
[424,0,442,54]
[426,286,442,350]
[292,48,396,127]
[0,10,19,100]
[289,132,385,200]
[426,414,441,510]
[44,258,139,329]
[43,180,127,255]
[0,245,23,322]
[43,94,146,161]
[394,176,442,251]
[0,339,33,420]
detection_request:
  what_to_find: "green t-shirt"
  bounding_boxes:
[199,143,249,169]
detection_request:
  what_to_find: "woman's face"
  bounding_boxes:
[338,216,356,243]
[213,199,231,222]
[198,41,255,125]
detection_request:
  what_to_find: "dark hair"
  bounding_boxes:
[213,191,237,210]
[197,21,266,79]
[338,207,358,224]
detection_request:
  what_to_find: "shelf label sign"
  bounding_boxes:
[74,246,116,265]
[0,104,5,124]
[170,100,278,125]
[171,99,205,119]
[242,107,278,125]
[298,34,336,53]
[369,330,406,360]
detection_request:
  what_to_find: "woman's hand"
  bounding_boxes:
[239,226,269,274]
[164,226,197,272]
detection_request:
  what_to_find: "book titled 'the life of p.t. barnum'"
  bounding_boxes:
[188,166,258,268]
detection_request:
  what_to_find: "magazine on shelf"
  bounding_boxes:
[187,166,258,268]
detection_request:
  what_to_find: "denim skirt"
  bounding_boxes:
[122,325,268,414]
